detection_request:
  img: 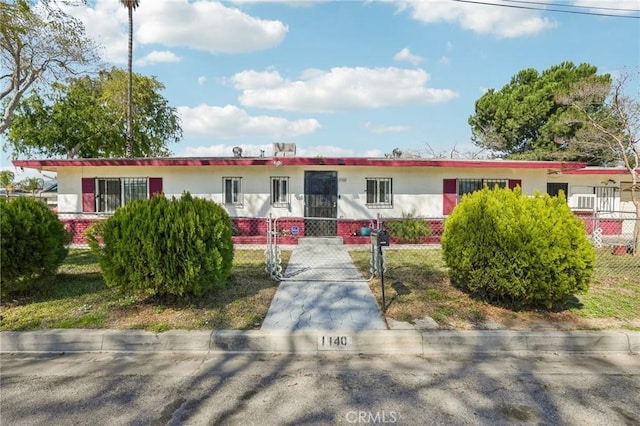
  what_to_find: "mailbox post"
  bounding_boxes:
[370,229,390,312]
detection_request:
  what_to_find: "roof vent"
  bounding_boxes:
[273,143,296,157]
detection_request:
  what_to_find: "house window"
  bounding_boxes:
[594,186,617,212]
[124,178,148,204]
[96,178,148,213]
[223,177,242,206]
[547,182,569,198]
[366,177,392,208]
[620,182,637,202]
[271,176,290,207]
[457,178,507,202]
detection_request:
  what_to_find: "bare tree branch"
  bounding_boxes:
[0,0,99,134]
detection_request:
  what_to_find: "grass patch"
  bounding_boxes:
[3,247,637,332]
[351,248,640,331]
[0,249,290,332]
[571,249,640,321]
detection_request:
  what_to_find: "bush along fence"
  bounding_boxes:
[60,209,638,284]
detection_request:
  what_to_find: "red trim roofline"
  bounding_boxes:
[12,157,586,172]
[563,167,639,175]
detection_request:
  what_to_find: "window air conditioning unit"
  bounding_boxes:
[571,194,596,211]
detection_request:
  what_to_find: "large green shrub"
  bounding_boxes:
[385,212,432,243]
[441,187,595,308]
[0,197,70,295]
[87,193,234,297]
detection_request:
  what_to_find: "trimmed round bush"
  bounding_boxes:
[441,187,595,308]
[0,196,70,295]
[87,193,234,297]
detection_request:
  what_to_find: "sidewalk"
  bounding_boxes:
[261,238,387,330]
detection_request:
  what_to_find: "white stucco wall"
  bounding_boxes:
[55,163,553,219]
[547,171,637,212]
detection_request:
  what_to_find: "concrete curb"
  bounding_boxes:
[1,330,638,355]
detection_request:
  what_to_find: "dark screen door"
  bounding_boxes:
[304,171,338,236]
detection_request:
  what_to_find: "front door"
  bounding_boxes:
[304,171,338,236]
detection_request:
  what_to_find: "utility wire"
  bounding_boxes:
[500,0,640,13]
[452,0,640,18]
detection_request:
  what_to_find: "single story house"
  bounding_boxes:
[12,154,638,245]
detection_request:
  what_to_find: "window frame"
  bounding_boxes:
[365,177,393,208]
[223,176,243,207]
[547,182,569,198]
[95,177,149,213]
[594,185,617,212]
[270,176,290,208]
[619,182,636,203]
[457,178,508,202]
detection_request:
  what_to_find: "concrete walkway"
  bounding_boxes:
[261,238,387,330]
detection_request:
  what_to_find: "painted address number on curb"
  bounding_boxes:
[319,335,351,350]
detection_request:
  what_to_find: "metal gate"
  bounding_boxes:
[265,215,379,282]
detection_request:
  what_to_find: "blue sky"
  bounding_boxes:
[3,0,640,177]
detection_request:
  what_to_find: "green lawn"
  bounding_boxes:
[351,248,640,330]
[1,247,638,332]
[0,250,288,332]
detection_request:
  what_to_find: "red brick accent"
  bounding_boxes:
[573,213,623,235]
[61,218,101,245]
[232,217,268,236]
[599,219,623,235]
[337,219,374,237]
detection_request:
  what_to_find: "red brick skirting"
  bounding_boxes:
[60,215,620,246]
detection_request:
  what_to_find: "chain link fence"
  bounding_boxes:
[228,212,639,285]
[264,216,377,282]
[374,212,639,287]
[579,211,640,284]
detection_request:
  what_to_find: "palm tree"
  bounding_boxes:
[120,0,140,158]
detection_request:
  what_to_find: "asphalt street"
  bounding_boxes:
[2,351,639,425]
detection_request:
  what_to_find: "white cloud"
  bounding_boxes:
[230,0,328,6]
[392,0,557,38]
[62,0,288,64]
[197,76,207,86]
[393,47,423,65]
[573,0,639,16]
[298,146,384,157]
[135,51,181,67]
[61,0,127,63]
[231,69,285,90]
[136,1,288,54]
[364,122,409,134]
[177,104,321,139]
[182,143,274,157]
[181,144,385,158]
[232,67,458,113]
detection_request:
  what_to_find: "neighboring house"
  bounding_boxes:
[548,167,638,213]
[13,155,587,245]
[548,167,639,243]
